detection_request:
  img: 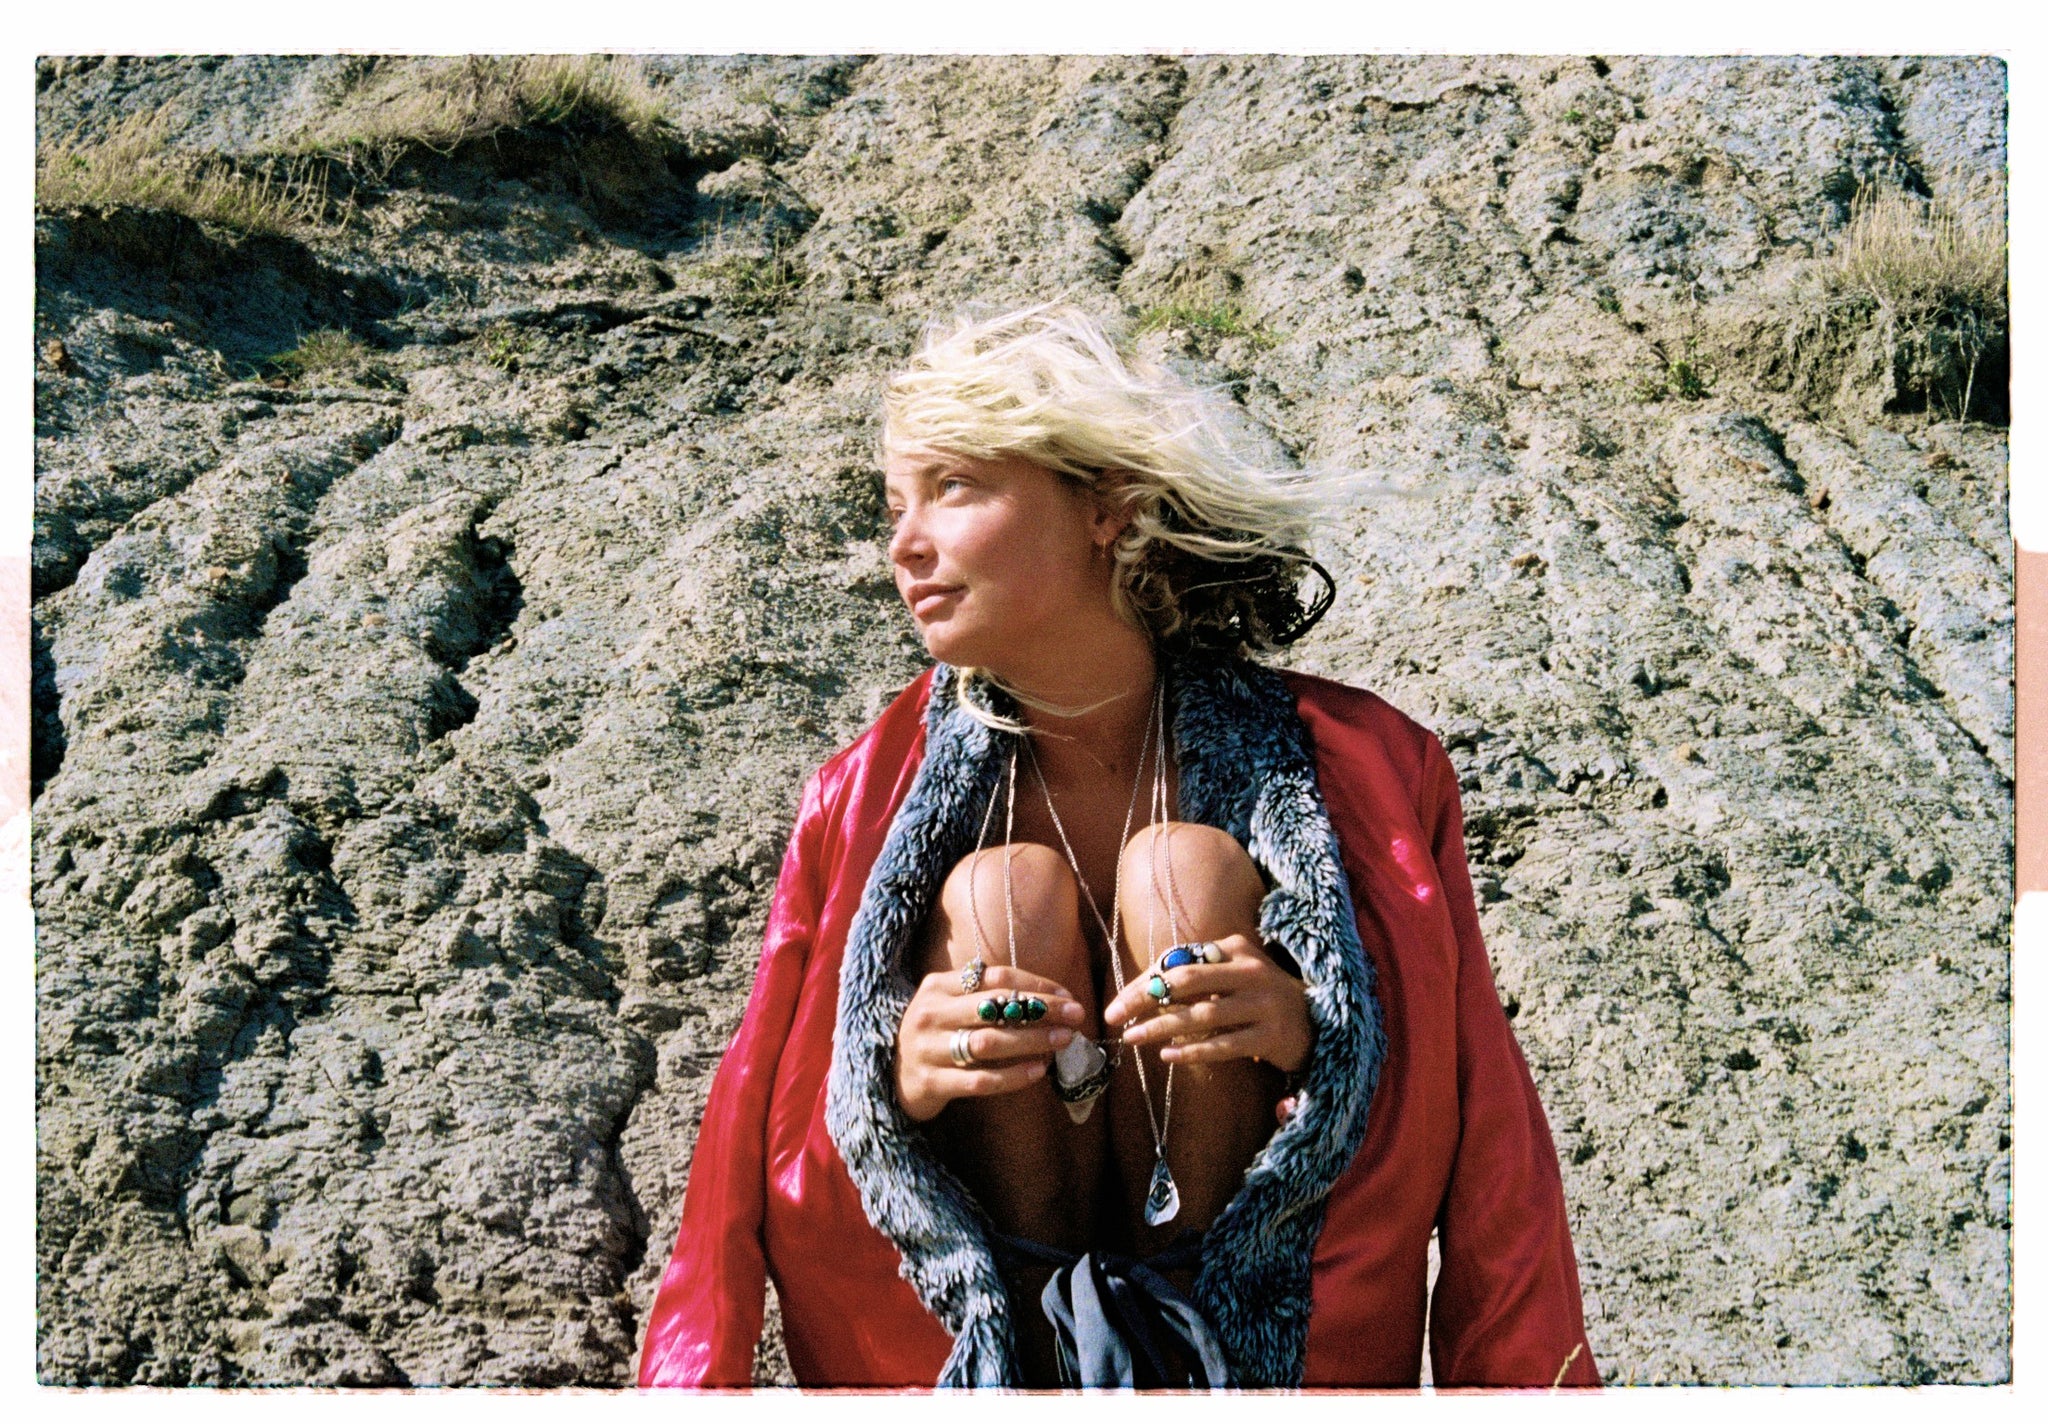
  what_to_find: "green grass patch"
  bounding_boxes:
[1633,359,1716,404]
[1134,299,1278,349]
[683,246,805,310]
[264,328,397,387]
[477,321,540,373]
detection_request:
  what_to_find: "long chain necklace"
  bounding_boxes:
[1024,678,1183,1227]
[967,741,1023,974]
[965,693,1145,1126]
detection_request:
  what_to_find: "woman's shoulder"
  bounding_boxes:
[1272,665,1447,790]
[806,665,939,821]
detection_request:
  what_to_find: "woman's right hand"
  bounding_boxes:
[893,964,1087,1123]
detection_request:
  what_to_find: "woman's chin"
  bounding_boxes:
[915,622,988,669]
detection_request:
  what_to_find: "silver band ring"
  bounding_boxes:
[950,1027,978,1068]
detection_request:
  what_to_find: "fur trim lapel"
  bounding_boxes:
[1170,656,1386,1384]
[825,655,1384,1388]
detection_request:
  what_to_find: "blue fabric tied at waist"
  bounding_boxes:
[994,1231,1233,1389]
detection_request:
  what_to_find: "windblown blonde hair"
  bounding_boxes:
[883,301,1336,697]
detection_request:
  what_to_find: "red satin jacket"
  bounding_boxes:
[637,666,1599,1389]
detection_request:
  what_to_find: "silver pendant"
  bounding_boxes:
[1144,1153,1181,1226]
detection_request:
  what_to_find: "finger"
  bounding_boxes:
[1120,995,1258,1047]
[974,963,1074,998]
[1102,956,1254,1027]
[1212,933,1266,961]
[935,1024,1075,1066]
[1104,973,1176,1028]
[1139,958,1257,1003]
[1158,1028,1266,1065]
[934,1060,1048,1099]
[970,966,1086,1024]
[952,992,1081,1034]
[1104,963,1195,1025]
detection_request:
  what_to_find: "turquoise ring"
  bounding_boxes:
[980,993,1048,1026]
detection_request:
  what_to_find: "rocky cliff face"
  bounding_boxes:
[33,54,2009,1386]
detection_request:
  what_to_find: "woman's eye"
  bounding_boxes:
[939,477,968,496]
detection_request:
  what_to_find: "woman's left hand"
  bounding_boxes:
[1101,933,1313,1074]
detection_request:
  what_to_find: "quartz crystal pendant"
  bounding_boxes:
[1143,1153,1182,1226]
[1051,1034,1111,1124]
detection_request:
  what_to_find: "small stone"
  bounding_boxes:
[1024,998,1046,1022]
[977,999,1001,1023]
[1147,975,1169,1000]
[1162,947,1196,971]
[1001,999,1027,1025]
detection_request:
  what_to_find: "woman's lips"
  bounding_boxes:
[910,585,962,618]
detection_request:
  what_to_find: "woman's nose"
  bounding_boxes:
[887,507,931,568]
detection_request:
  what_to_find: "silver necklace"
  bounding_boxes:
[1025,678,1183,1227]
[966,703,1140,1125]
[967,741,1023,974]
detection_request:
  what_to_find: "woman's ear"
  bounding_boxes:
[1087,480,1136,551]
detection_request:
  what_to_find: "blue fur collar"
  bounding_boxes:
[824,654,1385,1388]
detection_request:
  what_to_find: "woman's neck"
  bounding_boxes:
[994,624,1161,788]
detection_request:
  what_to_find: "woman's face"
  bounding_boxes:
[882,449,1122,671]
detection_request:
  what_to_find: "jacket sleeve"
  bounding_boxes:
[1420,735,1602,1389]
[637,768,833,1388]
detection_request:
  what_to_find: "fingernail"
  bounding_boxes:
[1159,1047,1180,1063]
[1028,1061,1046,1078]
[1049,1028,1073,1048]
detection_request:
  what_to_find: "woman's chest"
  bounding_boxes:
[1002,782,1177,932]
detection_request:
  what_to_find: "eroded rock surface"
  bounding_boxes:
[34,54,2009,1385]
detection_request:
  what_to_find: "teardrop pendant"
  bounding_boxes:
[1143,1153,1181,1226]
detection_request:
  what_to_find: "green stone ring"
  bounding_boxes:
[1147,974,1172,1005]
[978,993,1049,1027]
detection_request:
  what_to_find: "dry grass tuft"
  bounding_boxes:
[295,55,671,171]
[36,110,334,237]
[1828,174,2007,419]
[1754,170,2011,423]
[1833,178,2007,322]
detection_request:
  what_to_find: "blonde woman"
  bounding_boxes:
[638,303,1598,1390]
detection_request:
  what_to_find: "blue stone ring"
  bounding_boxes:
[1160,941,1223,972]
[1145,944,1222,1008]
